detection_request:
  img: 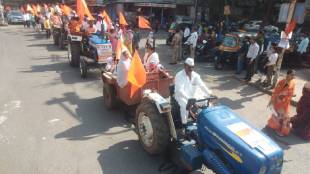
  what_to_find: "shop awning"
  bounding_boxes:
[135,3,176,8]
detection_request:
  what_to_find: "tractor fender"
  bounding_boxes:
[142,90,171,114]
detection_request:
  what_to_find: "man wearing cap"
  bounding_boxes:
[175,58,212,125]
[115,49,132,88]
[96,14,107,33]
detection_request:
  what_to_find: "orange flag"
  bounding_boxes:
[138,16,152,29]
[285,20,296,35]
[102,10,112,26]
[61,5,72,16]
[31,4,37,15]
[26,4,33,12]
[127,50,147,97]
[76,0,94,21]
[36,4,41,13]
[119,12,128,26]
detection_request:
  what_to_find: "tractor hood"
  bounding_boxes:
[197,105,283,174]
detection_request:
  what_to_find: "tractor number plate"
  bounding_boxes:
[97,44,112,63]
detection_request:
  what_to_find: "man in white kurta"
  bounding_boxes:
[115,49,132,88]
[174,58,212,125]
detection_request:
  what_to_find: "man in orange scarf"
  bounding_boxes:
[267,70,296,136]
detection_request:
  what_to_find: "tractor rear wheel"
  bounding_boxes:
[135,99,170,155]
[68,42,80,67]
[103,83,117,110]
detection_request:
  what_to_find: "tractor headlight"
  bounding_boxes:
[258,166,267,174]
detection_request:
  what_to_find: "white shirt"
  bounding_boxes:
[297,37,309,54]
[175,70,212,124]
[95,20,107,32]
[266,53,278,66]
[81,21,89,31]
[23,13,30,21]
[143,52,159,71]
[175,70,212,102]
[187,32,198,47]
[184,28,190,38]
[115,56,131,88]
[246,43,260,61]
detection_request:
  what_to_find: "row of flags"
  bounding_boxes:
[20,0,151,97]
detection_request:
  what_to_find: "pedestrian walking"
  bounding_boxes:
[236,36,250,74]
[186,26,198,59]
[263,45,279,87]
[170,27,182,64]
[244,38,259,82]
[44,16,51,39]
[267,70,296,137]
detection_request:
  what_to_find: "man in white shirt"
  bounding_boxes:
[143,46,159,72]
[183,26,190,40]
[95,15,107,33]
[245,38,260,81]
[264,44,278,87]
[115,49,132,88]
[186,27,198,59]
[175,58,212,125]
[81,16,89,32]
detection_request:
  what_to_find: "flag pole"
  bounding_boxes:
[272,0,296,87]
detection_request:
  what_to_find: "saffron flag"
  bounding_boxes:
[61,5,72,16]
[26,4,33,13]
[76,0,94,21]
[36,4,41,13]
[127,50,147,97]
[115,39,122,60]
[138,16,152,29]
[31,4,37,15]
[102,10,112,26]
[285,20,296,35]
[119,12,128,26]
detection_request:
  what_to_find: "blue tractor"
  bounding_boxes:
[135,87,284,174]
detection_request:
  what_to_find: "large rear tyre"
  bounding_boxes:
[136,100,170,155]
[58,33,65,49]
[103,83,117,110]
[79,57,87,79]
[68,42,80,67]
[53,34,60,45]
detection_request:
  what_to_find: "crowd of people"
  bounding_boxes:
[14,3,310,140]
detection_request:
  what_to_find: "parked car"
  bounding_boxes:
[244,20,263,31]
[7,10,23,24]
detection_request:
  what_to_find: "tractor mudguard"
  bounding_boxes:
[143,90,171,114]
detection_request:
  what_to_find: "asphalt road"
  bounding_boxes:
[0,25,309,174]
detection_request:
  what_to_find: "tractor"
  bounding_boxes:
[68,33,112,78]
[102,69,284,173]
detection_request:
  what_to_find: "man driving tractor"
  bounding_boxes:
[175,58,213,125]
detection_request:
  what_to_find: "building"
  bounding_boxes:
[102,0,194,26]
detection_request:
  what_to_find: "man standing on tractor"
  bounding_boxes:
[175,58,212,125]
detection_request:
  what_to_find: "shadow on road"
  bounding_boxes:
[19,56,100,85]
[46,92,133,141]
[261,126,309,150]
[27,43,62,52]
[97,140,164,174]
